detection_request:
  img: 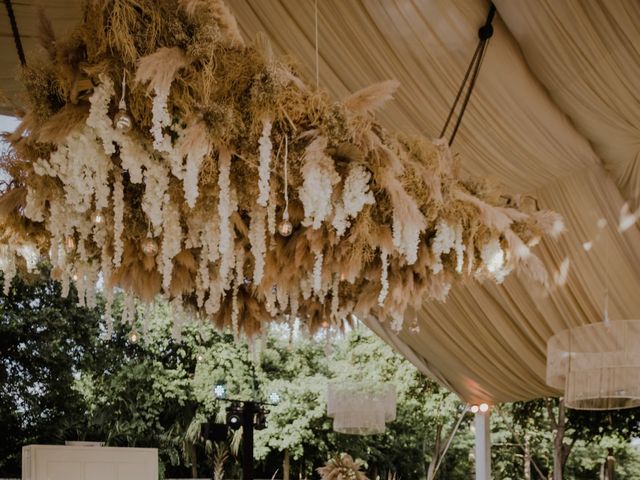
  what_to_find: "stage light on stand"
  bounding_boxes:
[226,402,243,431]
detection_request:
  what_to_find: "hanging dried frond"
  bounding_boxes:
[343,80,400,114]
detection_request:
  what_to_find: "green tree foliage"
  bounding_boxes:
[0,268,102,475]
[2,271,640,479]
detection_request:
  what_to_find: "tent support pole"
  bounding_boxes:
[475,409,491,480]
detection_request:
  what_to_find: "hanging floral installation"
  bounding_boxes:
[0,0,563,337]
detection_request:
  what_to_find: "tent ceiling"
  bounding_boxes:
[1,0,639,403]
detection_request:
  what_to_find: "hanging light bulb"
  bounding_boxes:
[113,69,133,133]
[141,236,159,256]
[196,352,205,362]
[93,212,104,224]
[278,211,293,237]
[64,236,76,253]
[72,273,79,282]
[128,328,140,344]
[114,110,133,133]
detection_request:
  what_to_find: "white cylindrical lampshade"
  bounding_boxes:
[547,319,640,410]
[327,383,396,435]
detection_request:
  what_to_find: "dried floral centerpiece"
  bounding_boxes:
[0,0,563,338]
[318,454,368,480]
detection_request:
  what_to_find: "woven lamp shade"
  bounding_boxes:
[547,320,640,410]
[327,383,396,435]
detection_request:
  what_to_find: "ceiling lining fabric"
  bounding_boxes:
[1,0,638,403]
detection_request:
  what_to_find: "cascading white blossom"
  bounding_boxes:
[378,249,389,306]
[392,216,422,266]
[160,196,183,292]
[118,136,148,184]
[150,89,173,152]
[257,117,272,207]
[205,280,222,315]
[217,149,234,284]
[299,137,340,229]
[84,264,99,309]
[87,75,118,156]
[0,246,16,295]
[431,220,455,274]
[313,251,323,295]
[248,205,267,285]
[264,284,278,317]
[332,164,375,236]
[267,187,277,236]
[204,221,220,264]
[300,275,312,301]
[290,291,300,319]
[196,239,210,308]
[142,160,170,236]
[122,292,136,326]
[454,222,465,273]
[24,187,46,222]
[390,311,404,333]
[112,171,125,267]
[276,285,289,312]
[331,275,340,320]
[16,244,39,273]
[232,246,245,338]
[34,126,112,214]
[182,121,210,208]
[481,237,508,282]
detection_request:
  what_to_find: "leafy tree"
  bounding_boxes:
[0,268,102,476]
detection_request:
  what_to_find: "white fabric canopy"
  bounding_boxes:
[1,0,639,403]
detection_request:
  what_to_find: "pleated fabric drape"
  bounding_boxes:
[228,0,640,403]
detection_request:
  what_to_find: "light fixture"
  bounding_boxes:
[547,319,640,410]
[141,236,159,257]
[93,212,104,224]
[470,405,479,414]
[254,411,267,431]
[64,236,76,253]
[196,352,205,362]
[226,404,243,431]
[268,391,280,405]
[128,328,140,344]
[213,383,226,400]
[327,382,396,435]
[479,403,489,413]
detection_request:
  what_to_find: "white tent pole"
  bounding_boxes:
[475,408,491,480]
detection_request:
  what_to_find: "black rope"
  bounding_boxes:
[3,0,26,66]
[440,3,496,146]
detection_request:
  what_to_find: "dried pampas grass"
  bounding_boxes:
[344,80,400,114]
[0,0,562,337]
[135,47,190,94]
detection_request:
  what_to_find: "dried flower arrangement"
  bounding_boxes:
[317,454,368,480]
[0,0,563,338]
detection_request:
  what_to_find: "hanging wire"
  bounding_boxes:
[440,3,496,146]
[283,135,290,220]
[314,0,320,89]
[4,0,26,66]
[119,69,128,110]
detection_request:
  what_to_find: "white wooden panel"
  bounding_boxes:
[22,445,158,480]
